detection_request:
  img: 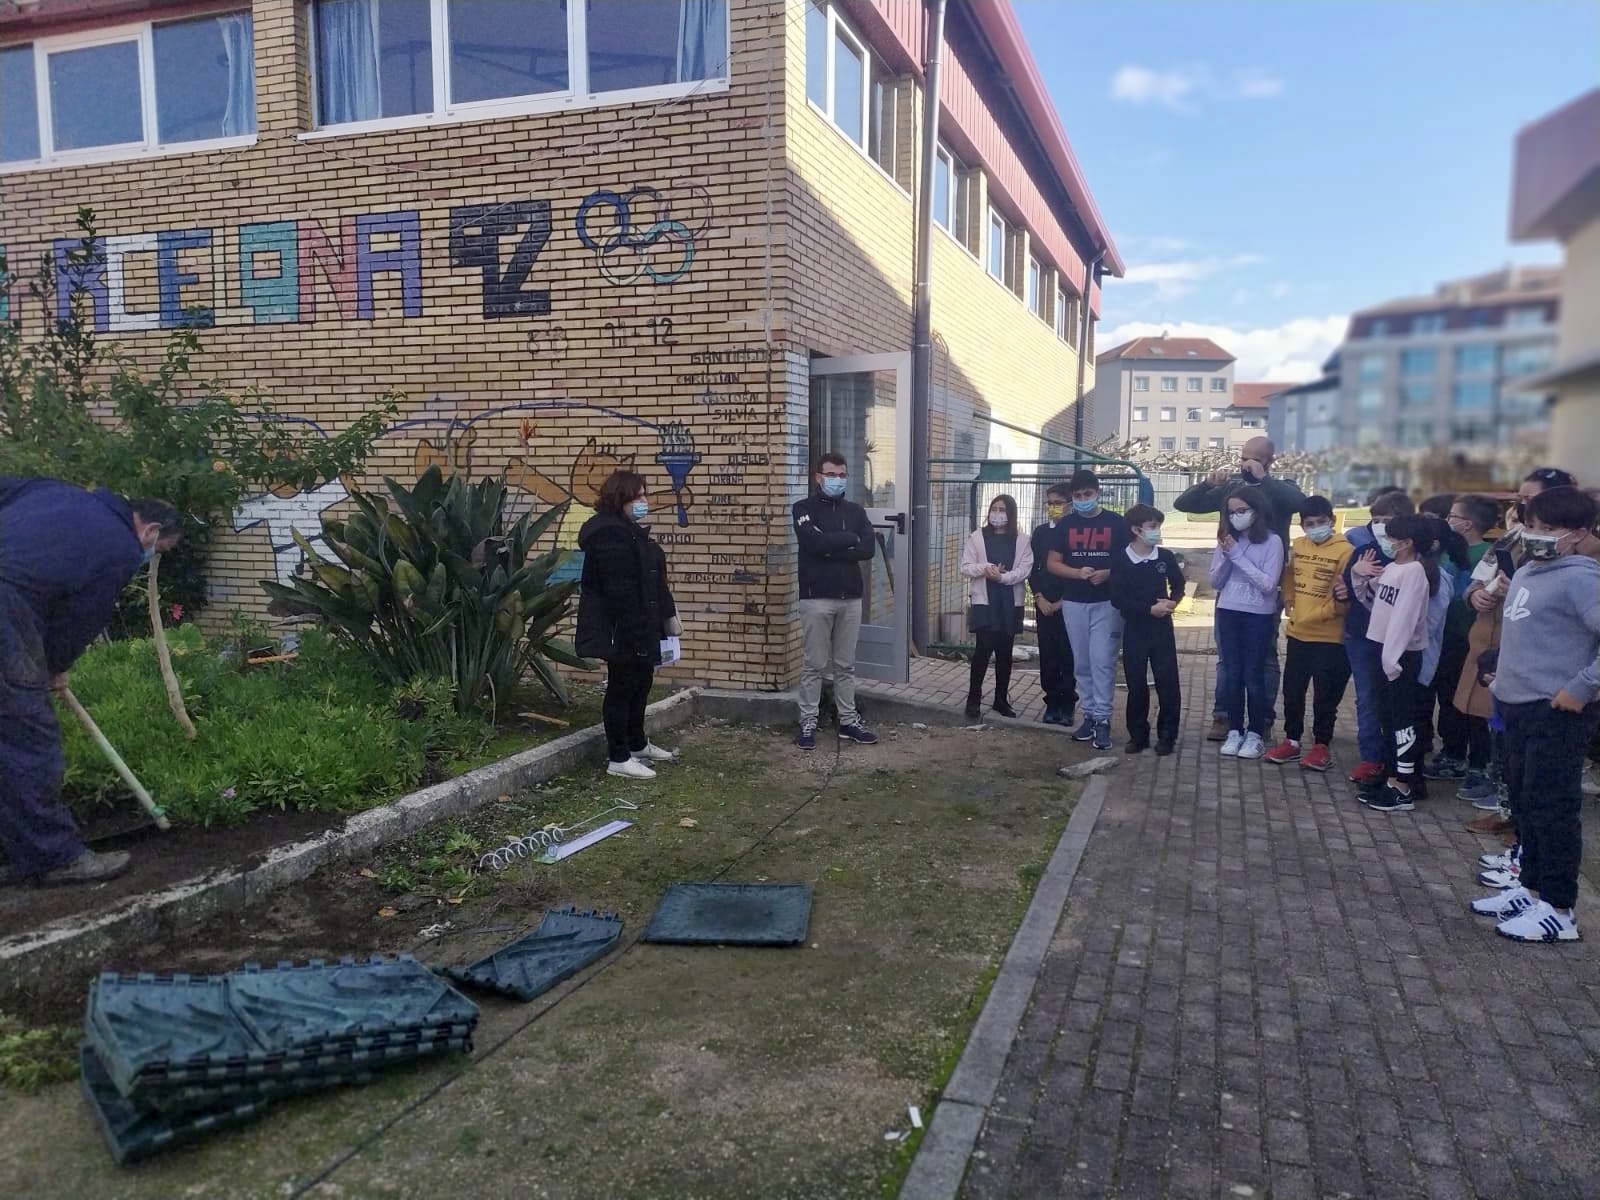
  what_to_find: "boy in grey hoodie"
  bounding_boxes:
[1470,486,1600,943]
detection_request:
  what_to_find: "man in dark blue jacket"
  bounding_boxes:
[0,478,181,885]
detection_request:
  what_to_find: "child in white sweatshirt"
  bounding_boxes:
[1360,514,1439,811]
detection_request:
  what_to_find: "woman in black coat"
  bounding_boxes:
[575,470,681,779]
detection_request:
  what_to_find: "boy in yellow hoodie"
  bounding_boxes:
[1266,496,1354,772]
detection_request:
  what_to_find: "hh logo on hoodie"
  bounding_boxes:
[1505,587,1532,623]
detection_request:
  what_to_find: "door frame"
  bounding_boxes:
[808,351,913,685]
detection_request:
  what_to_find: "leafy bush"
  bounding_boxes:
[59,626,490,826]
[263,466,589,715]
[0,209,394,628]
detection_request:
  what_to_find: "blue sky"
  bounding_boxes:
[1014,0,1600,380]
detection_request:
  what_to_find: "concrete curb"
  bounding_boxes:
[899,773,1111,1200]
[0,689,699,1000]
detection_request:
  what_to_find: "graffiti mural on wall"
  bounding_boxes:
[37,187,709,333]
[232,403,703,586]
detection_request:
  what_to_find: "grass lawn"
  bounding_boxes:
[0,719,1076,1199]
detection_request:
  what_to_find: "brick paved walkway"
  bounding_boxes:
[958,649,1600,1200]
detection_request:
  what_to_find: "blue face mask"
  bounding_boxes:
[820,476,847,499]
[1072,498,1098,515]
[141,545,157,565]
[1305,523,1334,544]
[629,500,650,522]
[1138,527,1162,545]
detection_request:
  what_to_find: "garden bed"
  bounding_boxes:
[0,718,1078,1199]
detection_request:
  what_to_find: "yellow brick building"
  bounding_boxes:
[0,0,1121,689]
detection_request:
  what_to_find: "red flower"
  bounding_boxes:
[170,604,185,623]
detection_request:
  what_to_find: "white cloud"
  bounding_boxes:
[1110,65,1202,112]
[1102,316,1348,382]
[1110,64,1286,111]
[1233,69,1285,99]
[1119,254,1265,301]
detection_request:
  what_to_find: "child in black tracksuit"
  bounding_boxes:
[1110,503,1185,755]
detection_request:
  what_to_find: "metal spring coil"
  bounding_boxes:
[476,799,640,873]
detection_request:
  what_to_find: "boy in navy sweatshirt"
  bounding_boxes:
[1110,504,1186,755]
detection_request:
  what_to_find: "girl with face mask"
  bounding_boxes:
[961,494,1033,719]
[575,470,681,780]
[1208,485,1284,760]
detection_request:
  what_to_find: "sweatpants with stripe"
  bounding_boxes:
[1378,649,1424,785]
[1064,600,1120,723]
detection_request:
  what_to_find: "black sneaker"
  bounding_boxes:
[1092,721,1113,751]
[1070,718,1097,742]
[1422,753,1467,780]
[1363,784,1415,813]
[1041,705,1064,726]
[1125,738,1149,755]
[1154,738,1176,756]
[964,701,982,720]
[992,701,1017,719]
[796,727,817,751]
[838,724,879,745]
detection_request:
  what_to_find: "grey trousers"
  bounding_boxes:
[798,596,862,728]
[1064,600,1121,722]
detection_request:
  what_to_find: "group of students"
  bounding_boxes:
[961,448,1600,945]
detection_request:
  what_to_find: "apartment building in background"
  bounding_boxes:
[1268,353,1342,453]
[1509,88,1600,478]
[1087,336,1238,452]
[1333,266,1560,453]
[0,0,1121,688]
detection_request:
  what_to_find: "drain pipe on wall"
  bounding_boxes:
[910,0,948,655]
[1072,250,1106,452]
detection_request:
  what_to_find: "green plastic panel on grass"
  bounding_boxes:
[444,907,623,1002]
[641,883,813,946]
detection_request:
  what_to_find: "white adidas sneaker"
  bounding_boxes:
[607,758,657,780]
[633,742,679,764]
[1219,730,1245,757]
[1470,885,1534,919]
[1236,732,1265,760]
[1496,900,1580,943]
[1477,845,1518,871]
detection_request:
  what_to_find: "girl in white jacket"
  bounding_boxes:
[961,494,1033,719]
[1360,514,1440,811]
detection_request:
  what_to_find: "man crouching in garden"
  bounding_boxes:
[0,478,182,886]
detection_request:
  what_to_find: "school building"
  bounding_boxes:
[0,0,1122,690]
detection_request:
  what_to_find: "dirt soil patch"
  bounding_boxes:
[0,718,1080,1199]
[0,684,630,941]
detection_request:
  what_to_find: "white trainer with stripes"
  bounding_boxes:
[1470,886,1534,919]
[1495,901,1580,943]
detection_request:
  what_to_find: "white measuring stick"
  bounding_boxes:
[535,819,633,863]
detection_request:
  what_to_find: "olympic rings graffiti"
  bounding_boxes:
[574,185,709,286]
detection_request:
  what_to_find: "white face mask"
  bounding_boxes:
[1305,523,1334,544]
[1370,521,1387,540]
[1229,511,1254,532]
[988,512,1008,529]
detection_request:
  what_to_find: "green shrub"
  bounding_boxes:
[58,628,486,826]
[263,466,590,716]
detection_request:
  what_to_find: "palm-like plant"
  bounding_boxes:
[263,467,589,715]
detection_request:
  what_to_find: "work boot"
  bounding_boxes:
[37,850,131,887]
[1206,716,1229,742]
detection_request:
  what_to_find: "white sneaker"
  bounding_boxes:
[633,742,678,764]
[1496,900,1580,943]
[607,758,656,780]
[1470,885,1534,918]
[1583,764,1600,797]
[1237,733,1265,760]
[1478,845,1517,870]
[1219,730,1245,757]
[1478,865,1520,890]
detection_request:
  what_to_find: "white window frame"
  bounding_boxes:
[1133,376,1149,392]
[2,17,257,174]
[1208,437,1225,450]
[1159,407,1176,422]
[1209,377,1226,392]
[1160,377,1177,392]
[987,210,1007,283]
[1185,437,1200,451]
[1055,287,1068,339]
[933,145,954,231]
[1208,407,1226,421]
[800,0,906,194]
[1026,256,1043,319]
[1131,406,1148,422]
[1185,377,1202,393]
[1185,407,1202,422]
[1159,436,1177,451]
[304,0,731,140]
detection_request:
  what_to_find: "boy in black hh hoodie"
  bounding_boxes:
[1110,503,1186,755]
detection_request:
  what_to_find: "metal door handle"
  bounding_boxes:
[884,512,906,534]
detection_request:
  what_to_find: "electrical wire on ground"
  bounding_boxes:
[287,729,844,1197]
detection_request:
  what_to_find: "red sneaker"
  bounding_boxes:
[1348,760,1384,784]
[1264,739,1301,764]
[1301,744,1333,772]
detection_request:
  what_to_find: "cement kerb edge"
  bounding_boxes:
[898,773,1111,1200]
[0,688,701,991]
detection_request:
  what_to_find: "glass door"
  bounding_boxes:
[808,352,912,684]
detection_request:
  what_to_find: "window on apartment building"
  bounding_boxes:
[1185,437,1200,451]
[1358,353,1385,381]
[1054,288,1068,339]
[1452,380,1494,411]
[1159,437,1177,451]
[1086,315,1095,359]
[1185,378,1201,393]
[1413,314,1447,333]
[987,212,1008,283]
[1368,318,1393,337]
[1027,258,1043,319]
[1400,348,1437,376]
[1241,417,1262,428]
[1356,385,1383,413]
[1501,342,1553,376]
[933,146,953,231]
[1454,343,1496,374]
[1132,407,1148,422]
[1396,420,1434,449]
[1133,376,1149,392]
[2,12,256,169]
[805,0,828,106]
[1451,419,1493,444]
[867,66,899,178]
[1186,408,1201,422]
[1506,306,1548,329]
[831,21,865,143]
[1399,382,1434,409]
[1209,377,1225,392]
[1208,437,1225,450]
[1208,407,1226,421]
[1160,377,1177,392]
[309,0,727,132]
[1159,407,1176,422]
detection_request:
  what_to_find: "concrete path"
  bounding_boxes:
[948,649,1600,1200]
